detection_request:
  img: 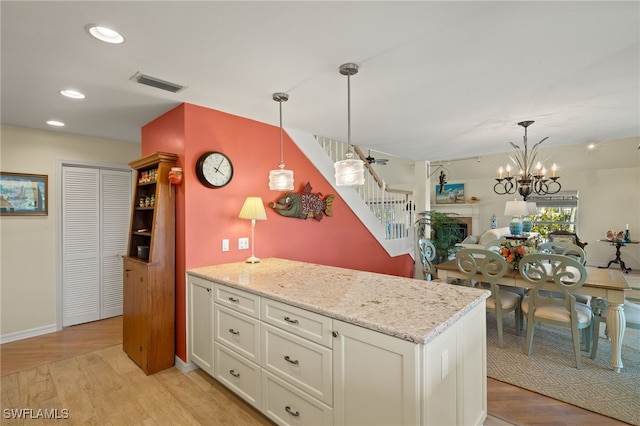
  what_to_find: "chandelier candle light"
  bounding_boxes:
[334,63,365,186]
[494,120,561,201]
[269,92,294,191]
[238,196,267,263]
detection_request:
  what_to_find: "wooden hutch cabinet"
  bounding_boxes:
[123,152,178,375]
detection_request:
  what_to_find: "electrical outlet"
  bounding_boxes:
[238,237,249,250]
[222,239,229,252]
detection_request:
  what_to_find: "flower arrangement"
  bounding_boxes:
[499,239,537,268]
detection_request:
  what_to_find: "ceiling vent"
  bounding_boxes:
[130,72,186,93]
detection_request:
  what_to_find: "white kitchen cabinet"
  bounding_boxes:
[332,319,421,426]
[423,301,487,426]
[187,274,213,375]
[187,259,488,426]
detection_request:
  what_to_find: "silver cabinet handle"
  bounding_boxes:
[285,406,300,417]
[228,296,240,303]
[229,329,239,335]
[229,369,240,377]
[284,316,299,324]
[332,331,339,338]
[284,355,299,365]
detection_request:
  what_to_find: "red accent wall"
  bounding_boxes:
[142,103,414,362]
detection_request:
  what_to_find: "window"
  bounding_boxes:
[527,191,578,238]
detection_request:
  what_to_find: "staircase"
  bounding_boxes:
[284,128,414,258]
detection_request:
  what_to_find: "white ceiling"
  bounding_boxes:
[2,1,638,162]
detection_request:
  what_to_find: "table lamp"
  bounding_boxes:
[521,201,537,233]
[238,196,267,263]
[504,200,529,236]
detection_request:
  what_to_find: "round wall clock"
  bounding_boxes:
[195,151,234,188]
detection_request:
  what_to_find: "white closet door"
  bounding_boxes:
[62,167,100,326]
[100,169,131,319]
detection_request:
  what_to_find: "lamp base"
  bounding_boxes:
[245,256,261,264]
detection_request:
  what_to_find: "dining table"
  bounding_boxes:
[436,259,631,372]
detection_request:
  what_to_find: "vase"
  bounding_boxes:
[509,218,523,236]
[513,261,519,271]
[521,217,532,233]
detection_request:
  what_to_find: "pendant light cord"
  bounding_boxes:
[279,99,284,167]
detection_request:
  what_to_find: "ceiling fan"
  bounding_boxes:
[365,150,389,165]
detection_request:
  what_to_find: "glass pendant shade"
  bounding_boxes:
[269,167,294,191]
[335,153,365,186]
[334,62,365,187]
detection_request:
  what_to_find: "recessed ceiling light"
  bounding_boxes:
[85,24,125,44]
[47,120,65,127]
[60,89,85,99]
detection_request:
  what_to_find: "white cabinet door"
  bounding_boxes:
[188,274,213,374]
[332,320,420,426]
[422,301,487,426]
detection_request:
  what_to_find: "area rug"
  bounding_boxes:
[485,313,640,425]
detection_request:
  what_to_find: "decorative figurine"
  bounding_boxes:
[270,182,334,221]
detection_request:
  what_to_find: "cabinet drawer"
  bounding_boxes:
[261,298,332,347]
[262,323,332,405]
[214,342,261,410]
[215,284,260,318]
[214,305,260,364]
[262,370,332,426]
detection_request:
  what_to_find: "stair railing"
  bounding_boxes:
[316,136,414,241]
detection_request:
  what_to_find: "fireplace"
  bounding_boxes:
[455,217,473,242]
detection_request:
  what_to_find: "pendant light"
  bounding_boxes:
[334,63,365,186]
[269,92,294,191]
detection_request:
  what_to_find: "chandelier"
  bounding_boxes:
[493,120,561,201]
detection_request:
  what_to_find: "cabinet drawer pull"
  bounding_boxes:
[228,329,240,335]
[284,316,299,325]
[284,355,299,365]
[229,369,240,377]
[228,296,240,303]
[285,406,300,417]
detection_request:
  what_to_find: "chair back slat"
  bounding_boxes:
[538,241,586,264]
[456,248,508,290]
[519,253,587,312]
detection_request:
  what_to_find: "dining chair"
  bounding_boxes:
[538,241,586,264]
[456,248,522,348]
[519,253,593,369]
[590,284,640,359]
[418,238,436,280]
[483,239,504,253]
[537,241,590,306]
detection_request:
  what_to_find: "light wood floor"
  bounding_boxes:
[0,316,628,425]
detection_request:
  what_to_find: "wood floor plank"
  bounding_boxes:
[1,315,631,425]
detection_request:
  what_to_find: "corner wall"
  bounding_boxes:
[141,103,415,361]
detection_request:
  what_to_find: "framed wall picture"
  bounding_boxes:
[435,183,465,204]
[0,172,48,215]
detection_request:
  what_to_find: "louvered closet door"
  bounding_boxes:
[62,166,132,326]
[100,169,132,319]
[63,167,100,326]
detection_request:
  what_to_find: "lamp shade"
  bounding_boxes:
[334,157,365,186]
[504,200,529,217]
[268,168,294,191]
[238,197,267,220]
[526,201,537,214]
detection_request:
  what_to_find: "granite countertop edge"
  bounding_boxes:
[188,258,489,345]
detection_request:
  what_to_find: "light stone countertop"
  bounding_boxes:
[188,258,489,345]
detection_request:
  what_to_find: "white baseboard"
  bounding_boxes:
[174,355,199,373]
[0,324,57,344]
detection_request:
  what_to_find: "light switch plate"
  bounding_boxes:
[238,237,249,250]
[222,239,229,252]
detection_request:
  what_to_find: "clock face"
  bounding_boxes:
[196,151,233,188]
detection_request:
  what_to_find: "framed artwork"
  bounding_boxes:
[435,183,465,204]
[0,172,48,215]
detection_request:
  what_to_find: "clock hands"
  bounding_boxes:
[213,158,226,174]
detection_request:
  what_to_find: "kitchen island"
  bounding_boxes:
[187,258,489,426]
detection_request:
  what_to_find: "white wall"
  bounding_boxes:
[429,137,640,269]
[0,125,140,340]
